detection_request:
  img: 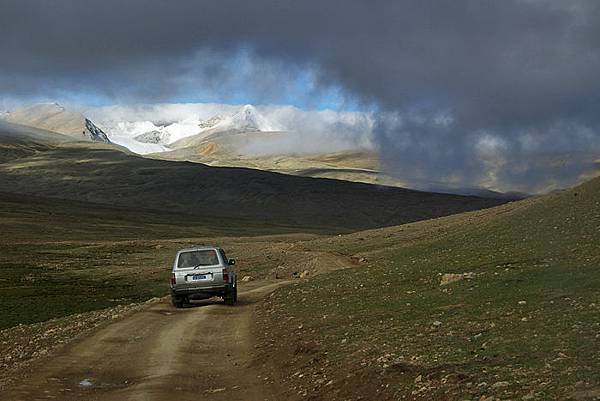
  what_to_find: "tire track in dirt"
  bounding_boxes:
[1,280,291,401]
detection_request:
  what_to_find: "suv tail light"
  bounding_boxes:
[170,273,176,286]
[222,269,229,283]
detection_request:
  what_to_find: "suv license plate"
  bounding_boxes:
[192,274,208,280]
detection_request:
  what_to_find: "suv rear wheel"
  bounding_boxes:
[224,284,237,305]
[171,296,184,308]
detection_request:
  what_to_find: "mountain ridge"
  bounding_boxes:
[0,122,506,231]
[1,103,110,144]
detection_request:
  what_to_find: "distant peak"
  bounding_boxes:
[84,118,111,143]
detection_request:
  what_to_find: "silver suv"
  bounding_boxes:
[169,246,237,307]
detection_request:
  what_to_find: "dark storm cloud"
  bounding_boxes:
[2,0,600,192]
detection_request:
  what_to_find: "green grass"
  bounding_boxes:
[268,178,600,399]
[0,241,172,330]
[0,263,168,329]
[0,193,322,330]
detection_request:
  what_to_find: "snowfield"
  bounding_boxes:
[85,103,375,155]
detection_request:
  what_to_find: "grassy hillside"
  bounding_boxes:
[261,177,600,400]
[154,127,405,187]
[154,144,409,188]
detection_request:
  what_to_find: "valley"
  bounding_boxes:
[3,3,600,400]
[0,118,598,400]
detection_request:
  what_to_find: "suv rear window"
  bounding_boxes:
[177,250,219,268]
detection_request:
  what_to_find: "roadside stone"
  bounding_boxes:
[206,387,226,393]
[79,379,93,387]
[145,297,161,304]
[440,272,476,286]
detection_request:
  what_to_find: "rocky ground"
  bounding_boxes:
[0,298,162,389]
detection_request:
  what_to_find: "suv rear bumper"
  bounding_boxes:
[171,284,232,298]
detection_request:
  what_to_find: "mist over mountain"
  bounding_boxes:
[3,100,597,195]
[85,103,375,156]
[3,1,600,194]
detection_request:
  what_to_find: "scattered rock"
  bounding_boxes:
[241,275,254,282]
[206,387,226,393]
[432,320,443,327]
[79,379,93,387]
[145,297,161,304]
[570,388,600,400]
[440,272,476,286]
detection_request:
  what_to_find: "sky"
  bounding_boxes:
[1,0,600,193]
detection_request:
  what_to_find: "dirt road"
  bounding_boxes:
[1,281,291,401]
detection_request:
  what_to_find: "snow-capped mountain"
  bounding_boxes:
[134,130,171,144]
[211,104,280,132]
[1,102,374,155]
[84,119,111,143]
[94,119,201,154]
[82,102,374,155]
[86,104,284,153]
[198,115,224,129]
